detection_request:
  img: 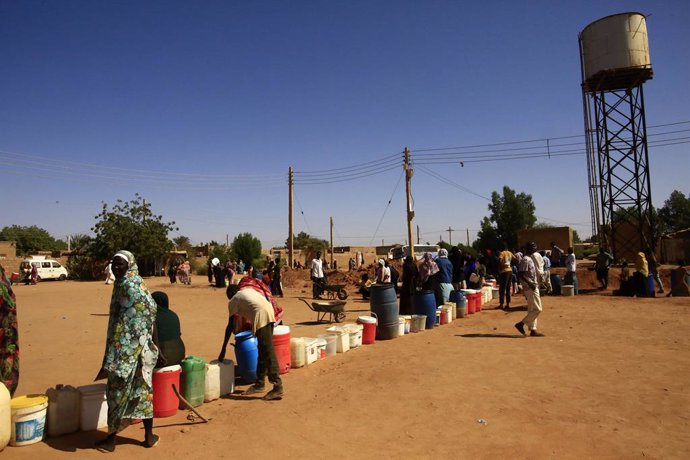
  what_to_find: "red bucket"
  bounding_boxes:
[475,293,482,312]
[153,365,181,418]
[357,315,377,345]
[440,309,448,325]
[273,325,291,374]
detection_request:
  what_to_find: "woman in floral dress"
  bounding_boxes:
[0,263,19,396]
[96,250,160,452]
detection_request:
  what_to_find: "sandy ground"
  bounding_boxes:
[5,272,690,459]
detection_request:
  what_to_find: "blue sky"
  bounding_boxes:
[1,1,688,248]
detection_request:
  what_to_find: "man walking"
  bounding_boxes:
[595,247,614,290]
[498,243,514,310]
[311,251,325,299]
[564,247,578,295]
[515,242,545,337]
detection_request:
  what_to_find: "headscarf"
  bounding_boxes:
[211,257,220,267]
[636,252,649,277]
[438,248,448,258]
[419,252,439,283]
[0,263,19,396]
[152,291,182,343]
[238,276,284,323]
[113,249,139,275]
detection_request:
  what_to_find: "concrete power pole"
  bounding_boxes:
[447,226,454,246]
[330,216,334,268]
[467,228,470,247]
[288,167,294,268]
[417,225,420,245]
[404,147,415,258]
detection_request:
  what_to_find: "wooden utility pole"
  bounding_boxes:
[404,147,415,258]
[417,225,420,245]
[330,216,334,267]
[447,226,454,245]
[466,228,470,247]
[288,167,294,268]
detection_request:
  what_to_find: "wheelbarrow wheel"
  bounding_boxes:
[337,289,348,300]
[335,312,346,323]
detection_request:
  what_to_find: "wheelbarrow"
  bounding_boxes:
[298,298,347,323]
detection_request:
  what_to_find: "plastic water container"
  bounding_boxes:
[343,324,364,348]
[235,331,258,383]
[315,338,327,359]
[326,326,350,353]
[273,325,291,374]
[10,395,48,446]
[46,384,79,437]
[290,338,306,368]
[440,308,449,325]
[357,315,377,345]
[152,365,181,418]
[318,334,337,356]
[76,384,107,431]
[562,285,575,296]
[401,315,412,333]
[215,359,235,396]
[180,356,206,408]
[410,314,427,332]
[304,338,319,365]
[0,383,9,450]
[202,359,234,401]
[492,288,499,300]
[398,317,405,335]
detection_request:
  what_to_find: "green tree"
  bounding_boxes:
[0,225,67,256]
[658,190,690,234]
[288,231,329,260]
[475,186,536,252]
[232,233,262,267]
[66,233,98,280]
[91,194,177,275]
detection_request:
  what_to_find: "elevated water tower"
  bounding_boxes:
[579,12,654,261]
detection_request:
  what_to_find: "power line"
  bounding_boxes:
[368,170,404,246]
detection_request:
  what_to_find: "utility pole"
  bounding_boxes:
[466,228,470,247]
[416,225,420,245]
[404,147,415,258]
[330,216,334,268]
[447,226,454,245]
[226,234,229,247]
[67,235,71,252]
[288,167,294,268]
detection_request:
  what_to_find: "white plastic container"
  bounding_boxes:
[76,384,108,431]
[318,334,337,357]
[326,326,350,353]
[303,338,319,364]
[398,317,405,336]
[400,315,412,334]
[343,324,364,348]
[204,362,220,402]
[562,285,575,296]
[215,359,235,397]
[290,338,306,368]
[10,395,48,446]
[0,383,9,450]
[46,384,79,437]
[315,338,327,359]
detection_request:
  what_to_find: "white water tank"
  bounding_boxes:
[581,12,651,82]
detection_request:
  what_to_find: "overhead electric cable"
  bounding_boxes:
[367,171,405,246]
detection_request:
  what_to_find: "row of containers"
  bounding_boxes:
[0,284,495,450]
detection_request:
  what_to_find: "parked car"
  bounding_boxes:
[19,257,69,281]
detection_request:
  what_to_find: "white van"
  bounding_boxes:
[19,257,69,281]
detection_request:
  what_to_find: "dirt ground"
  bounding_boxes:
[5,268,690,459]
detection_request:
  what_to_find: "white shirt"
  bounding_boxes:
[311,258,324,278]
[530,252,544,281]
[566,253,576,272]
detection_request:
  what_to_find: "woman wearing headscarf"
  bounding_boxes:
[435,249,454,304]
[96,250,159,452]
[418,252,439,292]
[151,291,185,366]
[633,251,650,297]
[0,263,19,396]
[376,259,391,284]
[399,256,419,315]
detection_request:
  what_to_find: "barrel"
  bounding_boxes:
[414,290,437,330]
[152,365,181,417]
[550,274,562,295]
[369,283,399,340]
[235,331,258,383]
[273,325,291,374]
[180,356,206,409]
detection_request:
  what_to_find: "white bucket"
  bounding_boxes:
[213,359,235,397]
[400,315,412,334]
[318,334,337,357]
[76,384,108,431]
[491,288,499,300]
[410,315,426,332]
[398,317,405,336]
[343,324,363,348]
[10,395,48,446]
[562,285,575,296]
